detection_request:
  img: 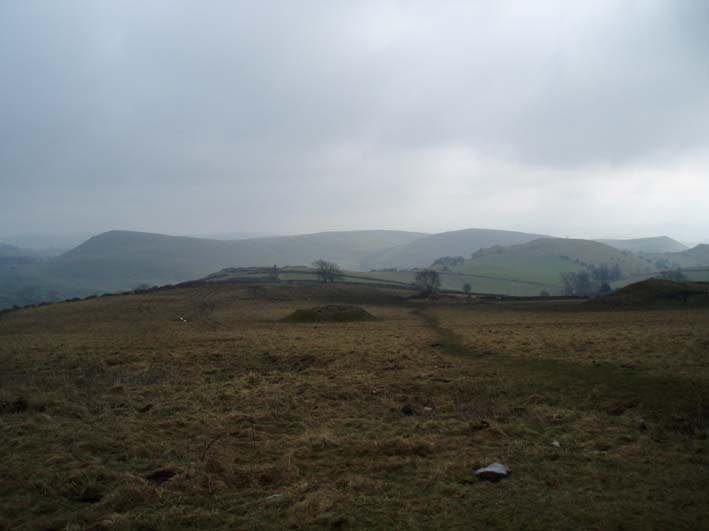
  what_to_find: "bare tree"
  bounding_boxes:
[610,263,622,281]
[560,271,594,296]
[462,283,472,297]
[433,256,465,266]
[312,259,342,283]
[591,264,612,285]
[415,269,441,296]
[560,272,576,295]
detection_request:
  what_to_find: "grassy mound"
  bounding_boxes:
[588,279,709,308]
[283,304,377,323]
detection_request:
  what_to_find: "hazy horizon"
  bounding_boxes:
[1,226,704,253]
[2,1,708,243]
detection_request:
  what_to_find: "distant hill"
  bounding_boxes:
[640,244,709,270]
[362,228,548,270]
[0,243,60,259]
[682,244,709,263]
[2,228,706,309]
[596,236,688,254]
[0,230,426,306]
[0,243,59,271]
[0,243,38,258]
[185,231,273,240]
[0,232,94,251]
[439,238,656,289]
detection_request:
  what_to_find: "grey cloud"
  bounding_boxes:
[1,1,708,241]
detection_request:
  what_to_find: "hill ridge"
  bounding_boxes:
[596,236,688,254]
[362,227,550,270]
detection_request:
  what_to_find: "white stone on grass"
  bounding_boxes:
[474,463,510,482]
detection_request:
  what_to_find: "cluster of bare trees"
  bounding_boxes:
[433,256,465,266]
[560,263,622,296]
[313,258,445,297]
[312,259,342,283]
[414,269,441,296]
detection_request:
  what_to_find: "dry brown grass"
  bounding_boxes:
[433,302,709,377]
[0,284,707,530]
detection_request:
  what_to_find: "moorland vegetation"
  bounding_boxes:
[1,281,707,529]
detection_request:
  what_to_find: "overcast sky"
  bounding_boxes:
[2,0,708,244]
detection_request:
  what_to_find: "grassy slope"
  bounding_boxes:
[441,254,585,286]
[596,236,688,253]
[651,244,709,268]
[439,238,656,292]
[504,238,654,272]
[215,263,709,297]
[273,268,563,297]
[361,228,549,270]
[0,283,707,530]
[361,269,561,296]
[362,237,648,295]
[241,230,428,270]
[660,254,705,269]
[0,230,426,306]
[613,245,709,287]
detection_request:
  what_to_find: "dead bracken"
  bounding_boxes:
[587,278,709,308]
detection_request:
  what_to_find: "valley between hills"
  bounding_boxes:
[2,228,708,310]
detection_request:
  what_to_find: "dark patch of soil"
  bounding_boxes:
[0,398,28,414]
[282,305,377,323]
[76,493,103,504]
[144,469,177,485]
[401,403,415,416]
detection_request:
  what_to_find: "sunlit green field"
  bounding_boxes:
[445,254,585,286]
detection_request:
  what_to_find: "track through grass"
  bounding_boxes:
[415,303,709,438]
